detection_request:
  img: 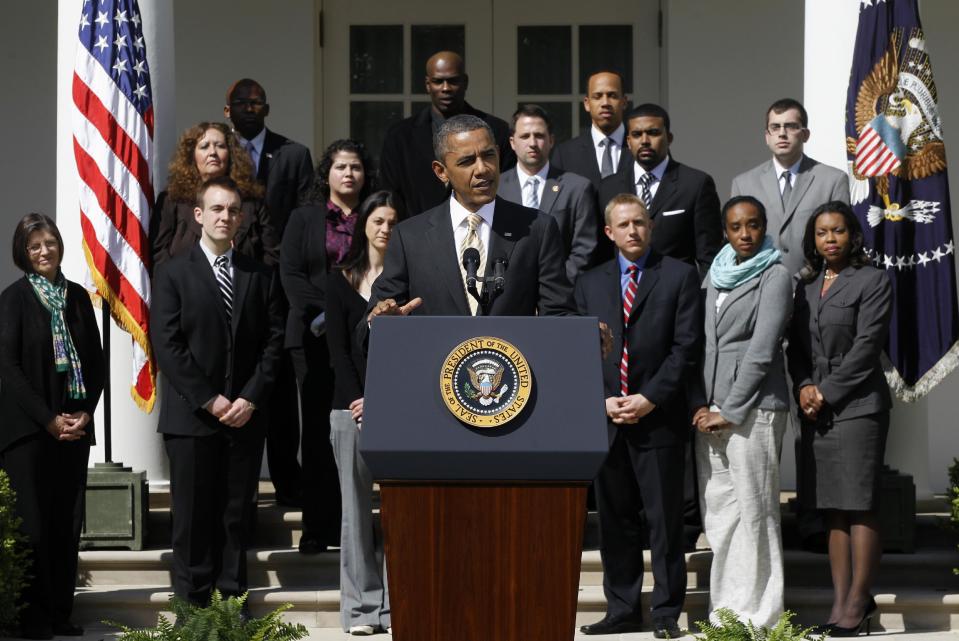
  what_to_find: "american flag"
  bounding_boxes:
[72,0,156,412]
[854,115,905,177]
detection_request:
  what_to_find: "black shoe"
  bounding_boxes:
[52,622,84,636]
[298,534,327,555]
[830,597,878,637]
[580,614,644,635]
[810,623,835,635]
[653,617,683,639]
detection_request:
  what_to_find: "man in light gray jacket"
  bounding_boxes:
[731,98,850,276]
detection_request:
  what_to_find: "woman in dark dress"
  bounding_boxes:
[151,121,278,267]
[326,191,399,635]
[788,201,893,637]
[0,214,105,639]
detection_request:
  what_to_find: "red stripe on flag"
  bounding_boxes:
[73,139,151,262]
[80,212,150,333]
[72,73,155,205]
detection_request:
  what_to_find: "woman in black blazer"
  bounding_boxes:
[0,214,105,639]
[326,191,399,635]
[788,201,893,637]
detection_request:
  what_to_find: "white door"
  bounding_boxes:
[317,1,661,163]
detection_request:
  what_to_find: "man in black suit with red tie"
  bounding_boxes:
[225,78,316,511]
[151,176,284,609]
[575,194,703,638]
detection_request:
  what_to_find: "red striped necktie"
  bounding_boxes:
[620,264,639,396]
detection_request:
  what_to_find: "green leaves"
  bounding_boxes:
[694,609,825,641]
[0,470,29,635]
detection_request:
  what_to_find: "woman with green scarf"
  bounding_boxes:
[0,213,104,639]
[689,195,793,629]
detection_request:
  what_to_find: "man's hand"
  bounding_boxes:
[206,394,232,419]
[606,394,656,424]
[349,397,364,424]
[696,411,731,433]
[691,406,710,431]
[367,297,423,323]
[220,397,256,428]
[598,321,613,358]
[799,384,824,420]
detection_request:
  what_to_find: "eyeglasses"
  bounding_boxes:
[766,122,804,135]
[230,99,266,109]
[27,241,59,255]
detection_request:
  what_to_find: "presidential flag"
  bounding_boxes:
[845,0,959,401]
[72,0,156,411]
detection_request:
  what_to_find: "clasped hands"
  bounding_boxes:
[207,394,256,428]
[605,394,656,424]
[692,407,731,433]
[798,384,824,420]
[46,412,91,441]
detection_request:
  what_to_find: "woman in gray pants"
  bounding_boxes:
[690,195,793,628]
[326,191,400,635]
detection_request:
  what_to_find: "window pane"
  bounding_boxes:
[350,101,404,170]
[350,25,403,94]
[411,25,466,94]
[517,27,571,95]
[412,101,431,116]
[518,102,573,147]
[578,25,633,94]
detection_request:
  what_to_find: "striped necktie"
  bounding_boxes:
[620,264,639,396]
[214,254,233,322]
[637,172,655,209]
[459,213,486,315]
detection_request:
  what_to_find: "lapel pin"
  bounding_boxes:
[504,232,513,237]
[552,185,560,192]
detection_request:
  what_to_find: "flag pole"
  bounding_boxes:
[101,298,112,464]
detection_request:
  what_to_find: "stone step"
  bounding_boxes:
[78,546,959,592]
[72,584,959,632]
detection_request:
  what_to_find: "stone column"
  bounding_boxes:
[56,0,175,484]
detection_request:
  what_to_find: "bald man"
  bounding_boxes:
[378,51,515,217]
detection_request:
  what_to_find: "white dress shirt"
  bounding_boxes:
[634,155,671,203]
[591,123,625,173]
[450,195,494,254]
[515,162,549,208]
[772,157,802,195]
[198,240,235,280]
[236,127,267,174]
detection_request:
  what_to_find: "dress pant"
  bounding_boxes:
[164,431,262,605]
[289,339,340,542]
[595,429,686,622]
[330,410,390,631]
[265,350,303,500]
[0,433,89,627]
[696,407,787,628]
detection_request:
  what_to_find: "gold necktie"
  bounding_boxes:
[459,213,486,315]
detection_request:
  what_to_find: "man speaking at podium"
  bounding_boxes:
[366,114,577,321]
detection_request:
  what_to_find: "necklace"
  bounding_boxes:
[824,269,839,280]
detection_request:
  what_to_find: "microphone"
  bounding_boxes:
[462,247,481,291]
[492,257,507,291]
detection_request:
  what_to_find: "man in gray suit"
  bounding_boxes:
[498,104,599,282]
[731,98,850,276]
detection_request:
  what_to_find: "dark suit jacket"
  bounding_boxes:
[366,197,575,319]
[279,205,327,350]
[597,158,722,275]
[551,129,631,191]
[258,129,314,238]
[0,277,105,452]
[151,191,279,269]
[150,245,284,439]
[378,104,515,218]
[787,264,893,421]
[574,252,703,448]
[497,165,599,281]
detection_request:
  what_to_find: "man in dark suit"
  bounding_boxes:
[366,114,576,323]
[498,104,598,282]
[151,176,284,609]
[575,194,702,638]
[552,71,631,190]
[598,104,722,275]
[225,78,315,508]
[378,51,515,218]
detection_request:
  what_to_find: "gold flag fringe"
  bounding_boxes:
[82,240,156,413]
[883,341,959,403]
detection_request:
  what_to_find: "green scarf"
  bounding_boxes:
[27,272,87,399]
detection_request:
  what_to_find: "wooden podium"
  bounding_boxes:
[363,317,608,641]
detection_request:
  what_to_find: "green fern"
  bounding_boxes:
[695,608,824,641]
[107,590,308,641]
[949,458,959,574]
[0,470,29,634]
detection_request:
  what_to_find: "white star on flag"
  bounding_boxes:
[95,11,109,27]
[112,57,128,73]
[94,35,109,52]
[114,34,127,48]
[114,9,128,24]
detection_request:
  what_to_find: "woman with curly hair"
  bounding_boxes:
[150,122,278,267]
[310,139,372,268]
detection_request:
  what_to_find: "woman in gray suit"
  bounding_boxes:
[691,195,792,628]
[788,201,892,637]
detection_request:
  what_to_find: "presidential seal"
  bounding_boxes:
[440,336,532,427]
